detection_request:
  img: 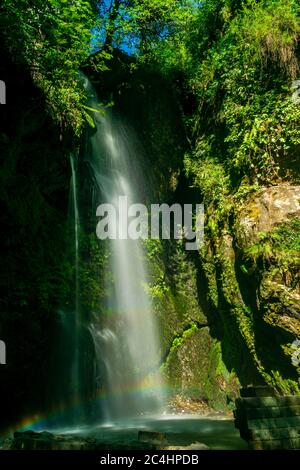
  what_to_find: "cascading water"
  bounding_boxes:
[82,78,164,421]
[69,153,80,401]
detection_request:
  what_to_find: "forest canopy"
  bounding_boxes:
[1,0,299,199]
[0,0,193,131]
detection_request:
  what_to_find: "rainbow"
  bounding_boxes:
[3,375,168,436]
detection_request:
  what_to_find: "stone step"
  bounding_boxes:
[234,404,300,430]
[243,405,300,420]
[250,438,300,450]
[249,426,300,441]
[247,415,300,430]
[236,395,300,409]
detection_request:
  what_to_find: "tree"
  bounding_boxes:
[1,1,103,133]
[0,0,190,133]
[94,0,193,54]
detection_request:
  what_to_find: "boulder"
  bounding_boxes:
[236,185,300,248]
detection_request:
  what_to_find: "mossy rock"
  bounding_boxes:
[162,327,240,411]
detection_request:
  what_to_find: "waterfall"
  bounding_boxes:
[82,78,164,421]
[69,152,80,401]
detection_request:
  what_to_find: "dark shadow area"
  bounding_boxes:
[0,35,74,428]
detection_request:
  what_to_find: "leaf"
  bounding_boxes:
[82,105,103,114]
[83,110,95,128]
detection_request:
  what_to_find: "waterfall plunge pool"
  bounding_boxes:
[19,413,247,450]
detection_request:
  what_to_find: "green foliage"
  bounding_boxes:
[246,218,300,269]
[1,1,196,135]
[160,322,200,372]
[97,0,194,53]
[234,0,299,77]
[144,238,163,259]
[151,0,300,187]
[205,339,240,411]
[275,217,300,254]
[148,1,300,394]
[185,152,232,229]
[171,322,199,352]
[79,234,112,311]
[196,0,300,185]
[1,0,109,133]
[143,274,170,300]
[246,231,281,265]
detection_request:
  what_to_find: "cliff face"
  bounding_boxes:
[193,183,300,397]
[176,0,300,397]
[236,185,300,388]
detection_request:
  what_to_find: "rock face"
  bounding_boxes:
[237,185,300,247]
[237,185,300,338]
[197,183,300,397]
[232,185,300,392]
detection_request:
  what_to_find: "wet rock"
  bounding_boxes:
[0,438,13,450]
[259,275,300,335]
[160,442,209,450]
[9,430,157,451]
[138,431,167,445]
[12,430,100,450]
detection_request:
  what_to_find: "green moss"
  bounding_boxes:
[205,340,240,411]
[161,321,201,371]
[162,326,240,410]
